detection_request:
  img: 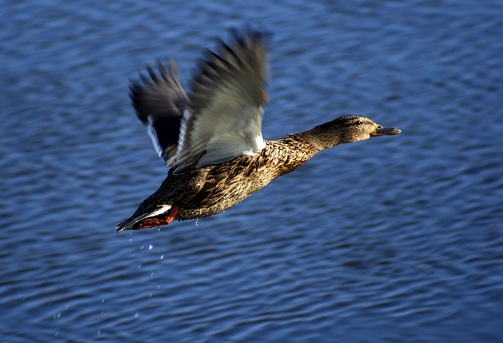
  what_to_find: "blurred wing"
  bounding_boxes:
[172,30,269,174]
[129,59,189,166]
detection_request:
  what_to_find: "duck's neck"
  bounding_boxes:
[294,121,346,151]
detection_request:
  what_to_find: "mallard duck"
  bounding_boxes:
[116,29,401,232]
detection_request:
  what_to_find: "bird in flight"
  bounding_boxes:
[116,29,401,233]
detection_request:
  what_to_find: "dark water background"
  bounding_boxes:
[2,0,503,342]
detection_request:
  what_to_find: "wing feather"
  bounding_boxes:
[129,59,188,165]
[173,30,269,174]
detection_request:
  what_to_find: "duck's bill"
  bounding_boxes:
[371,126,401,136]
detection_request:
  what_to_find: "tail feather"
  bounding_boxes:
[116,204,173,232]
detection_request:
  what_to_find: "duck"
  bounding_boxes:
[116,29,401,232]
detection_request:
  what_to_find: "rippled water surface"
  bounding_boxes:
[2,1,503,342]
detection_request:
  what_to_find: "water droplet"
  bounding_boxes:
[140,245,144,250]
[195,219,199,226]
[149,244,154,250]
[160,255,164,260]
[137,264,142,269]
[134,312,139,318]
[150,272,154,276]
[97,330,101,336]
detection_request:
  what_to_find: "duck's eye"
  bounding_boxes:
[376,125,383,129]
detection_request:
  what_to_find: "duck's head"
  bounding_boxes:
[343,115,401,139]
[309,115,401,148]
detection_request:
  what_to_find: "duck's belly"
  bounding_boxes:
[169,143,311,221]
[174,174,272,220]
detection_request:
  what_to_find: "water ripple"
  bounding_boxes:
[2,0,503,341]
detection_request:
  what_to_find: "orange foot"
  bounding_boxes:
[166,204,180,224]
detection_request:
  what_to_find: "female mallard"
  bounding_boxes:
[116,30,400,232]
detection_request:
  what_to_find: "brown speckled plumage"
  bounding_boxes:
[127,136,318,228]
[116,29,401,232]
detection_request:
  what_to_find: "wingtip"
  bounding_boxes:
[230,25,272,47]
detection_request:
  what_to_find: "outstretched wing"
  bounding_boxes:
[129,60,189,166]
[172,30,269,174]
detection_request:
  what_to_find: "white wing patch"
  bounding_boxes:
[171,30,268,174]
[195,106,265,167]
[147,121,163,158]
[197,131,264,167]
[175,105,265,172]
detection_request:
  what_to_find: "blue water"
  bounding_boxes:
[2,1,503,342]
